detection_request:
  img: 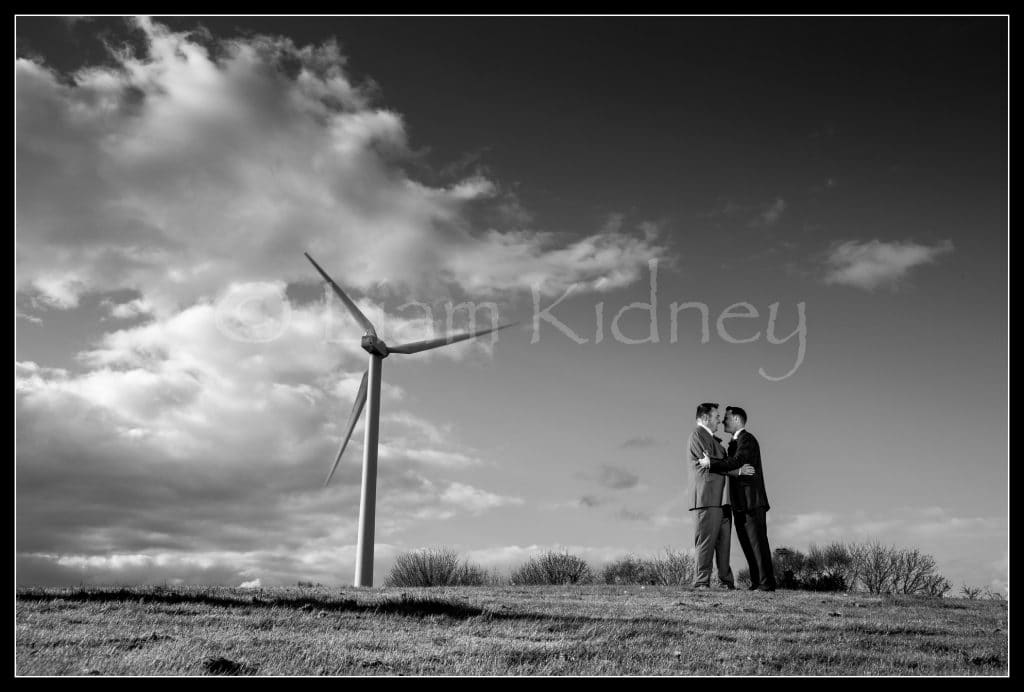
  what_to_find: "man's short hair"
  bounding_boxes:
[726,406,748,424]
[695,402,719,420]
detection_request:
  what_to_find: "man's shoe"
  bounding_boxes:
[754,586,776,592]
[693,584,710,590]
[747,585,759,591]
[718,583,736,590]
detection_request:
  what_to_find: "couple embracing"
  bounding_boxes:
[687,402,776,591]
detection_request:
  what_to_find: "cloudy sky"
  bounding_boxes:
[16,16,1007,592]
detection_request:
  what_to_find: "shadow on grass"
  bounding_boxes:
[17,586,694,629]
[843,623,949,636]
[879,595,972,609]
[16,587,492,620]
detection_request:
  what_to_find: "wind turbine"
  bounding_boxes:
[304,252,514,587]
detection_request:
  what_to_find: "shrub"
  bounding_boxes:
[736,568,752,589]
[511,551,593,585]
[921,575,952,597]
[889,548,943,595]
[601,555,649,584]
[481,568,511,587]
[769,544,852,592]
[850,542,897,594]
[644,549,695,586]
[848,542,950,596]
[802,572,848,592]
[772,547,808,589]
[600,550,694,586]
[384,548,488,587]
[450,561,490,586]
[807,542,858,590]
[960,584,985,600]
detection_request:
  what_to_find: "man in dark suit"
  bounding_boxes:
[687,402,756,589]
[700,406,776,591]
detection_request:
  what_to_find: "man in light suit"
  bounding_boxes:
[700,406,776,591]
[687,402,756,589]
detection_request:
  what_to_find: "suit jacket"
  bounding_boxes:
[708,429,770,512]
[687,426,733,510]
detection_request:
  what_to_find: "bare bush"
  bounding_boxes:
[385,548,489,587]
[511,551,593,585]
[451,561,490,586]
[850,542,898,594]
[600,550,694,585]
[890,548,940,595]
[601,555,649,584]
[807,542,858,590]
[846,542,950,596]
[921,574,952,597]
[763,542,947,594]
[772,547,808,589]
[769,545,847,591]
[960,584,985,600]
[644,549,695,586]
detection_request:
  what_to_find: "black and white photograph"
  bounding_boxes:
[15,14,1008,676]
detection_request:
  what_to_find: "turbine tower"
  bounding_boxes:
[304,252,513,587]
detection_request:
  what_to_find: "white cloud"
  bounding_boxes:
[757,197,786,226]
[987,554,1009,595]
[775,511,838,543]
[16,311,43,324]
[17,544,406,588]
[463,544,659,570]
[57,553,155,570]
[15,361,69,386]
[16,18,666,314]
[107,298,154,320]
[379,444,485,468]
[823,239,954,290]
[440,482,523,513]
[773,508,1005,546]
[15,293,521,583]
[446,176,497,201]
[443,224,666,297]
[17,297,365,462]
[464,545,546,566]
[384,411,451,445]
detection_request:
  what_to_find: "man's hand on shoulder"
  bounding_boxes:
[699,453,711,469]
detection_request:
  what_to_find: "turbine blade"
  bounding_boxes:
[303,252,377,337]
[324,370,368,487]
[388,322,517,355]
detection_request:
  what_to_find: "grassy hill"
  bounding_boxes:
[16,585,1007,675]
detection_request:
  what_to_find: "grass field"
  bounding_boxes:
[16,585,1008,676]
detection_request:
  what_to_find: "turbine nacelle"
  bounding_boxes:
[360,334,390,358]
